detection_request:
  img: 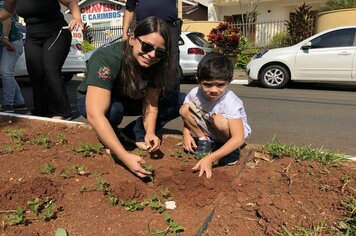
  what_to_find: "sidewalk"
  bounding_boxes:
[232,68,249,85]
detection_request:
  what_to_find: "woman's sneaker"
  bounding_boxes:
[0,105,14,113]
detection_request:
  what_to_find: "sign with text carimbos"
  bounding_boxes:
[80,2,124,23]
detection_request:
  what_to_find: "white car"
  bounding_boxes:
[178,32,214,77]
[246,26,356,88]
[14,26,87,82]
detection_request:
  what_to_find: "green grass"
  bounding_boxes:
[265,141,346,164]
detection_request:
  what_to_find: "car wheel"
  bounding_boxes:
[61,73,74,83]
[259,65,290,88]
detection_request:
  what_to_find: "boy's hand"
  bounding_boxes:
[192,157,213,179]
[183,133,197,153]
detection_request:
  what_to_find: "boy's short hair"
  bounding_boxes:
[197,52,234,82]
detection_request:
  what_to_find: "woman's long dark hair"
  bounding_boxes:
[121,16,173,98]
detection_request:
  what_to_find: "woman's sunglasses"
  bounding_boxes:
[137,38,167,59]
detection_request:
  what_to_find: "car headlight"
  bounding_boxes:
[253,50,269,59]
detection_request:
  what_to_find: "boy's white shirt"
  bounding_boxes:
[184,86,251,139]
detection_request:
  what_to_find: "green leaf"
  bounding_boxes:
[55,227,68,236]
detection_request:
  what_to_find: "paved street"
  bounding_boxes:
[3,75,356,156]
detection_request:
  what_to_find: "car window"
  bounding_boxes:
[311,28,356,48]
[186,32,213,48]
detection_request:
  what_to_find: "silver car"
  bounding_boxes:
[179,32,213,77]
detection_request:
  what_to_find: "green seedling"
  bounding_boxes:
[96,178,110,193]
[119,199,146,212]
[27,197,56,221]
[31,135,52,148]
[60,165,88,178]
[73,143,104,157]
[175,149,184,158]
[38,163,55,174]
[108,192,119,206]
[149,194,164,213]
[79,185,88,194]
[55,133,68,145]
[3,207,25,226]
[1,145,13,154]
[160,187,171,200]
[133,148,143,156]
[195,152,208,160]
[143,165,155,183]
[5,129,24,140]
[336,196,356,234]
[90,170,103,178]
[163,212,185,235]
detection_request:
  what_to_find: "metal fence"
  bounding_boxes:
[230,19,315,47]
[230,19,287,47]
[90,26,124,48]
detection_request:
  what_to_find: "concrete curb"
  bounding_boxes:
[231,79,249,85]
[0,112,86,126]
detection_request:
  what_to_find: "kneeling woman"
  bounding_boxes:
[77,17,180,178]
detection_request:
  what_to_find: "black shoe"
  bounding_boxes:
[13,104,28,111]
[0,105,14,113]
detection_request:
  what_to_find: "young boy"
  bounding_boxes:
[179,52,251,179]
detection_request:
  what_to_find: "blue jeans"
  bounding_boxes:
[77,91,186,141]
[0,39,25,106]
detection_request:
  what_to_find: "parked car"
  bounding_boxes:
[84,32,214,79]
[178,32,213,77]
[246,26,356,88]
[14,25,87,82]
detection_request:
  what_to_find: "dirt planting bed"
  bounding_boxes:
[0,115,355,236]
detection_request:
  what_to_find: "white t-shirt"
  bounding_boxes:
[184,86,251,141]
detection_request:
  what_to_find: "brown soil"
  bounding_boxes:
[0,115,355,236]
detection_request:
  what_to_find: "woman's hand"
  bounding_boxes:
[122,153,152,178]
[68,18,84,31]
[192,156,213,179]
[183,132,197,153]
[1,38,15,51]
[145,133,161,152]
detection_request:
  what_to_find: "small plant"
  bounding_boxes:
[336,196,356,234]
[108,192,119,206]
[27,197,56,221]
[160,187,171,199]
[143,165,155,183]
[38,163,55,174]
[55,133,67,145]
[3,207,25,225]
[31,135,52,148]
[1,145,14,154]
[5,129,24,140]
[163,212,185,235]
[60,165,88,178]
[73,143,104,157]
[149,194,165,213]
[266,141,345,164]
[96,178,110,193]
[119,199,146,212]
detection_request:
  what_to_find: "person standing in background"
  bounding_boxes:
[121,0,184,150]
[0,0,83,120]
[0,0,26,113]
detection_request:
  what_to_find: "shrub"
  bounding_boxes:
[285,3,315,45]
[268,32,291,49]
[207,22,240,55]
[236,36,259,69]
[81,40,96,53]
[319,0,356,12]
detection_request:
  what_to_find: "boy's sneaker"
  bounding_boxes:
[218,148,241,166]
[0,105,14,113]
[195,139,215,160]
